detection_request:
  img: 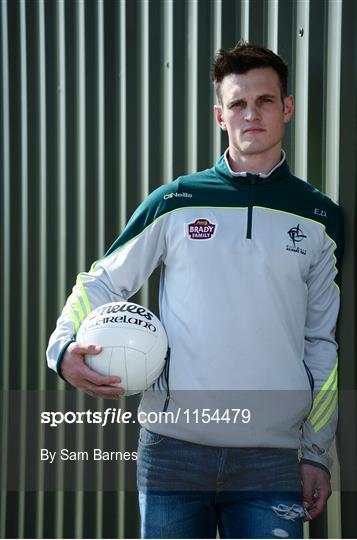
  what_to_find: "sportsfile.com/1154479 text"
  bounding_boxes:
[41,407,251,428]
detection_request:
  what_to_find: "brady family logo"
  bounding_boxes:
[187,218,216,240]
[286,224,307,255]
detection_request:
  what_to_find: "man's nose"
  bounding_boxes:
[244,104,259,121]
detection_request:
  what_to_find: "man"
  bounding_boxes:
[47,42,343,538]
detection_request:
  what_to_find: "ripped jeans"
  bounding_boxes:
[137,428,305,539]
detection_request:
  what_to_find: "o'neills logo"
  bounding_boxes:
[85,315,157,333]
[88,303,153,321]
[187,218,216,240]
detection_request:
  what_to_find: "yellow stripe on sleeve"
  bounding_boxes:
[310,380,337,426]
[68,304,81,333]
[313,393,338,432]
[76,275,91,316]
[309,360,338,417]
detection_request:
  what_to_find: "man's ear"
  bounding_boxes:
[214,104,227,131]
[283,95,294,124]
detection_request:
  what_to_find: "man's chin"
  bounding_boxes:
[236,144,267,156]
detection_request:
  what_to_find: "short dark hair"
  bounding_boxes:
[211,41,288,102]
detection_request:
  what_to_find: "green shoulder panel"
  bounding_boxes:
[91,167,241,270]
[100,181,181,261]
[109,171,233,243]
[286,176,343,277]
[255,174,343,282]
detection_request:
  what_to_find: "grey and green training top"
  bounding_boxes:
[47,152,343,472]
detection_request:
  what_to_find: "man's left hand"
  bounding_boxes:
[300,462,332,521]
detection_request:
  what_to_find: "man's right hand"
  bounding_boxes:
[60,342,125,399]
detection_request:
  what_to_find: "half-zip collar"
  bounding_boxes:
[223,148,286,178]
[214,149,290,187]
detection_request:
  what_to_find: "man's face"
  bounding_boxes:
[214,68,294,159]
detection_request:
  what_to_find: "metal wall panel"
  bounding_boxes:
[338,1,357,537]
[0,0,355,538]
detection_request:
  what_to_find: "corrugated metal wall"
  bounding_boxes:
[0,0,356,538]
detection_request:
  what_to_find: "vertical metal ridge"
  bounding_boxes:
[20,0,29,389]
[324,0,342,203]
[0,0,10,536]
[1,0,10,391]
[77,0,86,271]
[241,0,250,41]
[163,0,174,183]
[119,0,127,232]
[95,402,104,540]
[37,0,47,395]
[97,0,105,256]
[57,0,67,308]
[187,0,198,173]
[95,6,105,536]
[211,0,222,162]
[117,3,127,535]
[75,0,86,535]
[294,0,309,179]
[18,0,29,536]
[139,0,149,307]
[36,0,47,536]
[267,0,278,53]
[140,0,149,201]
[55,0,66,536]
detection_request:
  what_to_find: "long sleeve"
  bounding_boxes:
[300,205,344,472]
[46,186,168,376]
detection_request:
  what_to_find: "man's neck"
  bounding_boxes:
[227,146,283,175]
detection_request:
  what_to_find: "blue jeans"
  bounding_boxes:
[137,428,304,539]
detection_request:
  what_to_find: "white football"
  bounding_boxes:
[76,301,168,396]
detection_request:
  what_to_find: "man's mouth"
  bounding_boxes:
[243,128,265,134]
